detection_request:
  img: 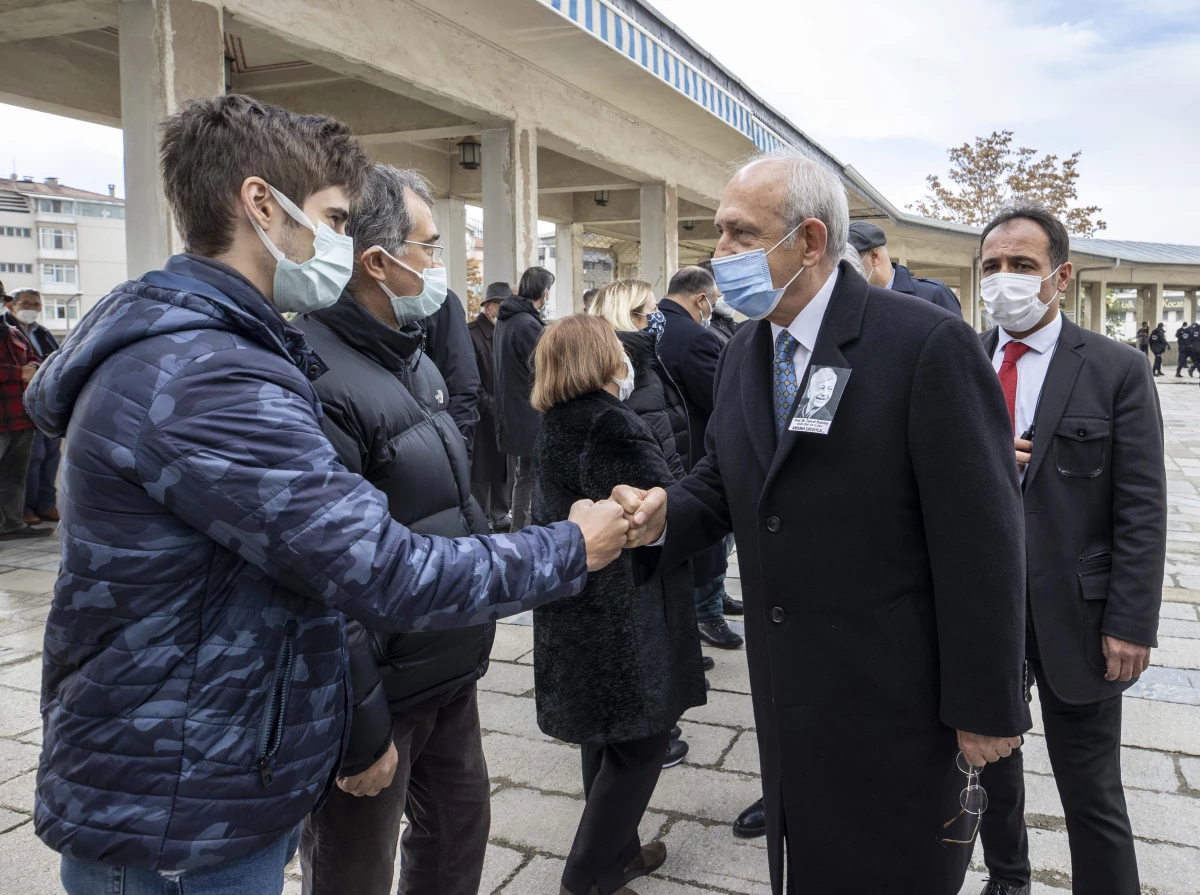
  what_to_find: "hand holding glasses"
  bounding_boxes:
[939,751,989,846]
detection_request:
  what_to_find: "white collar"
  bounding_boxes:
[885,269,895,290]
[997,310,1063,355]
[770,267,840,353]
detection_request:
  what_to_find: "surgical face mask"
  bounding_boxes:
[375,247,448,327]
[247,184,354,314]
[644,310,666,340]
[982,264,1063,332]
[614,354,635,401]
[709,223,805,320]
[14,310,39,325]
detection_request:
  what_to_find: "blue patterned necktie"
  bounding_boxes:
[773,329,800,438]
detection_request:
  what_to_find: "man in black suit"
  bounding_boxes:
[616,152,1030,894]
[848,220,962,315]
[975,204,1166,895]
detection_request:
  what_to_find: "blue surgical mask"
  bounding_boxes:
[645,310,666,340]
[247,184,354,314]
[710,223,805,320]
[375,248,449,326]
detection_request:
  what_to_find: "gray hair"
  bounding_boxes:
[840,242,866,277]
[347,163,435,261]
[739,150,849,263]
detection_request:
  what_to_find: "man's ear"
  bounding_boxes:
[360,246,388,283]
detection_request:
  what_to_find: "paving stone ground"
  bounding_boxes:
[1,376,1199,893]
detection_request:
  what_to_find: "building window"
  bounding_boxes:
[41,262,78,285]
[0,227,31,238]
[44,297,82,328]
[0,262,33,273]
[39,228,76,250]
[77,201,125,220]
[36,198,75,215]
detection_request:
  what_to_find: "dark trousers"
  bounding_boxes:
[24,429,60,515]
[0,429,35,534]
[300,683,490,895]
[1152,352,1164,374]
[510,455,533,531]
[562,730,672,895]
[1181,350,1196,376]
[471,479,511,531]
[979,661,1138,894]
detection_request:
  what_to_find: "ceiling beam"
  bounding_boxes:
[0,0,116,44]
[359,125,479,145]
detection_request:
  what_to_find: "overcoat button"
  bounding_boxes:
[1077,427,1087,437]
[766,516,781,533]
[770,607,786,624]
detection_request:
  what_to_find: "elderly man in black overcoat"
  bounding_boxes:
[617,152,1031,894]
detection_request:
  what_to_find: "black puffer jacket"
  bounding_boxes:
[493,295,545,456]
[618,329,690,479]
[531,390,706,743]
[297,295,494,775]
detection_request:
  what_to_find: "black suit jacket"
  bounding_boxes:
[419,289,480,449]
[982,318,1165,704]
[890,263,961,315]
[654,263,1030,893]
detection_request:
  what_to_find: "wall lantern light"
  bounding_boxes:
[594,190,611,207]
[682,220,696,231]
[458,137,482,171]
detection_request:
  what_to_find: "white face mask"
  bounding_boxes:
[246,184,354,314]
[14,310,39,325]
[614,354,635,402]
[374,247,449,327]
[982,265,1063,332]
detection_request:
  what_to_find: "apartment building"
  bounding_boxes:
[0,176,126,335]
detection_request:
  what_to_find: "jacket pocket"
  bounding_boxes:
[255,619,298,787]
[1053,416,1110,478]
[1077,555,1111,671]
[886,595,938,718]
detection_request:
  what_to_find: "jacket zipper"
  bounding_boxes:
[256,619,298,787]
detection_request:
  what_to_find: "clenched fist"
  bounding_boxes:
[569,499,630,571]
[610,485,668,547]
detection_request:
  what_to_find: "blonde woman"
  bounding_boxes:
[529,315,705,895]
[588,280,690,479]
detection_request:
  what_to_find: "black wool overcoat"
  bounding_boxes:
[650,263,1032,894]
[531,390,706,744]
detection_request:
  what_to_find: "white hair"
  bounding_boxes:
[840,242,866,277]
[738,150,849,263]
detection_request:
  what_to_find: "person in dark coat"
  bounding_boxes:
[1135,321,1150,356]
[975,204,1166,895]
[848,220,962,315]
[1148,321,1167,375]
[659,266,743,648]
[617,154,1030,895]
[5,289,60,525]
[1175,320,1192,376]
[418,287,479,449]
[495,265,552,530]
[469,282,513,531]
[695,258,739,345]
[529,314,706,895]
[295,166,497,895]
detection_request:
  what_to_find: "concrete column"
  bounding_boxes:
[1187,289,1199,325]
[639,183,678,297]
[433,197,468,304]
[959,265,975,329]
[1087,280,1107,333]
[482,122,538,288]
[118,0,224,277]
[554,222,584,316]
[1150,282,1166,328]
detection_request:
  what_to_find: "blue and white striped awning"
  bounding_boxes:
[541,0,791,154]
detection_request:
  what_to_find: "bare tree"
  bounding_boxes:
[910,131,1107,237]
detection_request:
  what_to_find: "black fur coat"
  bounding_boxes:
[531,390,706,743]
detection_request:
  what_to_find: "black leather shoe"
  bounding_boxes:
[662,737,688,768]
[698,619,743,649]
[979,881,1028,895]
[701,656,715,671]
[722,595,743,615]
[670,726,681,740]
[732,798,766,838]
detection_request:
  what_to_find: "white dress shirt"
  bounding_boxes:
[991,311,1063,440]
[769,268,840,383]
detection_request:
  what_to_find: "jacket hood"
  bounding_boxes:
[24,254,319,438]
[498,295,543,323]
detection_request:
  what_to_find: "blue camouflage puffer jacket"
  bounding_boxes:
[24,255,588,872]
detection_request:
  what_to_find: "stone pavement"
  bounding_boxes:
[0,377,1197,894]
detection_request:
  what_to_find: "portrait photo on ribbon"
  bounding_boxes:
[788,366,851,434]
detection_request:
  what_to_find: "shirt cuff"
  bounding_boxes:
[648,524,667,548]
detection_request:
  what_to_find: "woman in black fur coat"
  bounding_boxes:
[529,315,706,895]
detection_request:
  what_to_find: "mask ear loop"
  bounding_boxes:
[245,183,317,262]
[766,222,807,293]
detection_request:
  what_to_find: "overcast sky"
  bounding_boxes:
[2,0,1196,243]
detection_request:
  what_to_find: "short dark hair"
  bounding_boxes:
[160,94,372,257]
[518,266,555,301]
[980,202,1070,270]
[668,266,716,297]
[696,259,713,274]
[346,165,434,291]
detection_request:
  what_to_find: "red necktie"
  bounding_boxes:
[998,341,1032,432]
